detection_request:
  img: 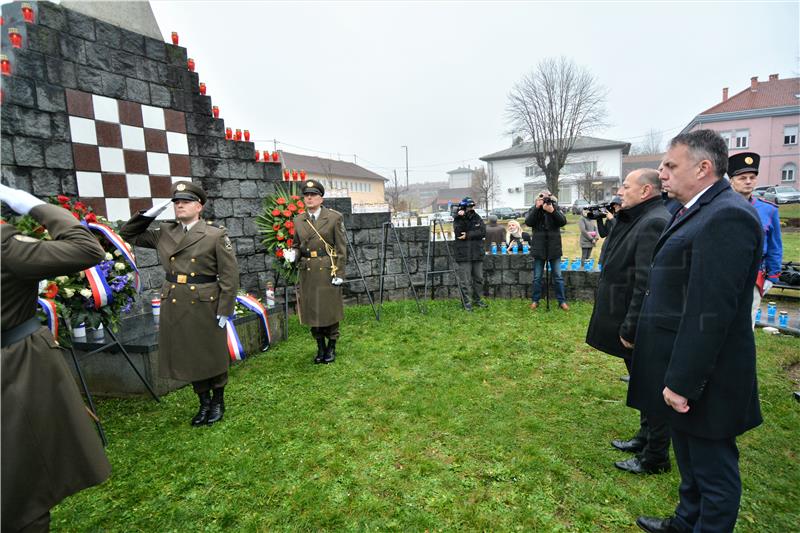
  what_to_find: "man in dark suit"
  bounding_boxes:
[586,169,671,474]
[628,130,763,533]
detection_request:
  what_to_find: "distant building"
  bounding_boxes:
[622,153,665,178]
[447,167,475,188]
[681,74,799,186]
[402,181,448,212]
[433,187,473,212]
[480,136,631,208]
[279,151,388,207]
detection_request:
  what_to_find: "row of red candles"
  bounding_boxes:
[1,4,35,86]
[283,169,308,181]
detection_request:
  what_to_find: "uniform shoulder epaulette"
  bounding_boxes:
[205,220,226,231]
[326,208,343,217]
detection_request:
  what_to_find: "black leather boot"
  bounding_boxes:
[314,337,326,364]
[190,391,211,426]
[322,339,336,363]
[206,388,224,425]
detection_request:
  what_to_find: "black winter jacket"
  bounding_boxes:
[453,210,486,262]
[524,205,566,260]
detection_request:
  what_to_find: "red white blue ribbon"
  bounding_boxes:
[85,221,141,292]
[235,294,272,349]
[225,318,246,361]
[84,265,112,309]
[36,297,58,339]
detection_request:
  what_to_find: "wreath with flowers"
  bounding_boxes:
[255,184,305,284]
[1,195,139,346]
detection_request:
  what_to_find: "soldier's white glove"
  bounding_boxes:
[216,315,228,328]
[0,184,45,215]
[283,248,297,263]
[331,277,344,286]
[763,280,774,294]
[143,199,173,218]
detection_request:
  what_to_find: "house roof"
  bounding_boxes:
[447,167,473,174]
[279,151,388,182]
[622,153,665,177]
[480,136,631,162]
[699,77,800,115]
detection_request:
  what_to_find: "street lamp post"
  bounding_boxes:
[401,145,409,189]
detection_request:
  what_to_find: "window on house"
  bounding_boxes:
[719,131,732,148]
[784,126,798,145]
[562,161,597,176]
[734,130,749,148]
[782,163,796,182]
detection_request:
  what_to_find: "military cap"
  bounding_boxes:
[302,179,325,196]
[460,196,476,207]
[728,152,760,177]
[171,180,207,205]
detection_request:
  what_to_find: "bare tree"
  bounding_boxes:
[471,167,499,210]
[385,169,407,213]
[506,57,608,196]
[630,128,664,155]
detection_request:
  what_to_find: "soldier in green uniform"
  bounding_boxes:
[284,180,347,364]
[120,181,239,426]
[1,184,111,532]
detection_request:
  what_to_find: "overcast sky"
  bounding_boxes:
[149,1,799,183]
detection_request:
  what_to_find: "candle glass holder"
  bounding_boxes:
[171,32,179,45]
[22,4,34,23]
[212,106,219,118]
[199,82,206,95]
[8,28,22,49]
[225,127,232,140]
[187,58,195,71]
[244,130,250,141]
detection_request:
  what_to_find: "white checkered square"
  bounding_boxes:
[99,147,125,173]
[152,198,174,220]
[166,132,189,155]
[93,95,119,123]
[76,171,103,196]
[141,105,165,129]
[105,198,131,222]
[125,174,151,197]
[121,125,145,150]
[147,152,170,175]
[69,116,97,145]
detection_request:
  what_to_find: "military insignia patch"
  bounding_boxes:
[224,235,233,250]
[744,157,753,165]
[176,183,187,191]
[306,181,314,188]
[13,234,39,243]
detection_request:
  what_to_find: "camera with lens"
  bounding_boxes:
[583,201,619,220]
[537,192,555,206]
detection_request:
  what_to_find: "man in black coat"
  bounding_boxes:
[453,197,487,310]
[524,191,568,310]
[629,130,762,533]
[586,169,671,475]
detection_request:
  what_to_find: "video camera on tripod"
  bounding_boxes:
[582,200,621,220]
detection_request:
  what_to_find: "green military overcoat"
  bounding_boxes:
[120,213,239,382]
[1,204,111,530]
[292,207,347,326]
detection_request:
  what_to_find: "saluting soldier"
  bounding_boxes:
[1,184,111,532]
[120,181,239,426]
[284,180,347,364]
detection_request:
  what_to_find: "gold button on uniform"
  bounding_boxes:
[191,300,195,304]
[191,258,196,263]
[170,257,175,261]
[171,298,177,303]
[171,284,176,289]
[190,272,196,277]
[190,286,196,291]
[210,296,215,301]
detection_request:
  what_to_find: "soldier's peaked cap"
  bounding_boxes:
[728,152,760,177]
[171,181,207,205]
[302,180,325,196]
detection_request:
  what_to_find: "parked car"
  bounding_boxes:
[474,208,489,219]
[752,186,771,199]
[571,199,591,215]
[763,185,800,204]
[491,207,517,220]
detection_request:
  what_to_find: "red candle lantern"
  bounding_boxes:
[8,28,22,49]
[255,151,260,161]
[0,89,4,104]
[263,150,270,161]
[234,129,242,141]
[244,130,250,141]
[271,151,279,162]
[1,16,4,26]
[1,55,10,76]
[199,82,206,95]
[212,105,219,118]
[171,32,179,45]
[225,127,232,140]
[300,170,307,180]
[187,58,195,71]
[283,169,290,180]
[21,4,35,24]
[291,169,298,180]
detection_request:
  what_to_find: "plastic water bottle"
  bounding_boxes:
[500,242,507,254]
[561,258,569,271]
[572,258,581,271]
[491,242,497,255]
[522,241,529,254]
[755,307,762,323]
[767,301,777,321]
[583,260,592,272]
[779,311,788,328]
[266,282,276,309]
[511,243,518,254]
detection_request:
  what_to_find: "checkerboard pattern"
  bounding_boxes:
[66,89,191,221]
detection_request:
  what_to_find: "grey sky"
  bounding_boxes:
[150,1,799,183]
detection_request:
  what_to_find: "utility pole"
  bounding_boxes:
[273,139,277,151]
[401,145,409,189]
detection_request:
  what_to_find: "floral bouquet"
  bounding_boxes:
[255,184,305,284]
[2,195,140,345]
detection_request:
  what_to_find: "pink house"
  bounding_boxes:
[682,74,800,187]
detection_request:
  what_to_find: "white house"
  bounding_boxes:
[446,167,474,188]
[480,136,631,209]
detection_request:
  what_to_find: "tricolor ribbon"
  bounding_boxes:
[85,221,141,292]
[225,318,246,361]
[235,294,272,350]
[36,297,58,339]
[84,265,113,309]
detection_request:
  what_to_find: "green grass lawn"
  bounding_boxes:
[53,300,800,532]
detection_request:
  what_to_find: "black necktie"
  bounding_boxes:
[184,226,188,233]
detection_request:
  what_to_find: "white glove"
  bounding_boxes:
[143,199,172,218]
[0,184,45,215]
[763,280,774,294]
[216,315,228,328]
[283,248,297,263]
[331,277,344,286]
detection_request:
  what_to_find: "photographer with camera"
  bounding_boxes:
[585,169,671,475]
[578,209,600,261]
[453,197,487,310]
[524,190,568,310]
[597,196,621,239]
